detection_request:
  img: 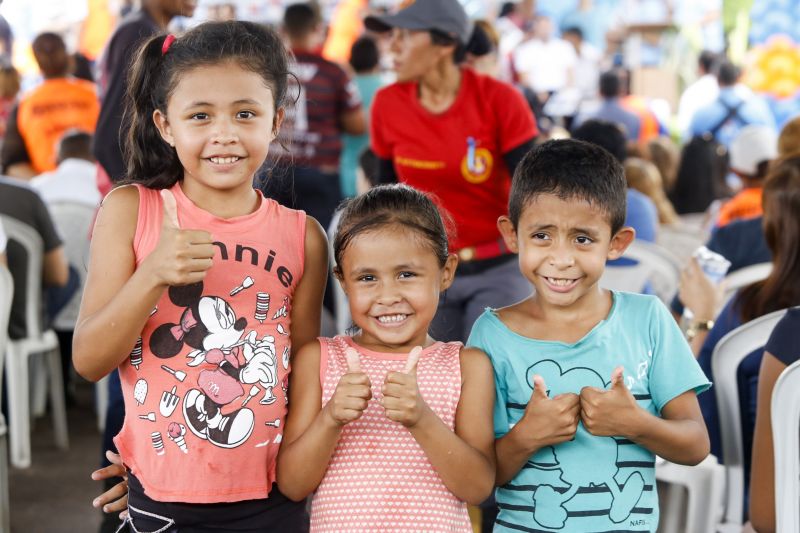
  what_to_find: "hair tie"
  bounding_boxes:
[162,34,176,55]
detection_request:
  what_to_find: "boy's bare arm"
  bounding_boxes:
[628,392,709,465]
[581,370,709,465]
[495,376,580,486]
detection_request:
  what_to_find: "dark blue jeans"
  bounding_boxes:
[45,264,80,323]
[101,369,124,466]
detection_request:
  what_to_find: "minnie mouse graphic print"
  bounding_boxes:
[113,183,305,503]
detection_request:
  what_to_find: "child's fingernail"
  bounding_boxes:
[92,499,99,507]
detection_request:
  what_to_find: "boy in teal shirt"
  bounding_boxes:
[468,139,711,532]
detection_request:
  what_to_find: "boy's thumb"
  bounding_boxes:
[161,189,180,229]
[610,366,625,389]
[403,346,423,375]
[344,347,361,373]
[531,375,548,400]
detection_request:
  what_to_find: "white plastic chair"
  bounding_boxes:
[46,201,106,429]
[47,201,94,331]
[327,210,351,335]
[1,215,69,468]
[657,223,705,265]
[771,359,800,533]
[721,262,772,308]
[600,240,682,304]
[711,308,787,530]
[0,264,14,532]
[655,455,725,533]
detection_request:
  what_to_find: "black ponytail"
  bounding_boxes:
[430,22,492,65]
[123,34,182,189]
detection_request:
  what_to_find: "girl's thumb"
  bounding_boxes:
[345,347,361,373]
[161,189,180,229]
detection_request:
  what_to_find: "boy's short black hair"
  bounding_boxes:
[598,70,622,99]
[572,119,627,163]
[57,130,93,163]
[508,139,627,235]
[562,26,583,40]
[283,3,321,39]
[716,59,740,86]
[349,36,379,73]
[698,50,716,73]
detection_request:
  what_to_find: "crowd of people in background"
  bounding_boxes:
[0,1,797,532]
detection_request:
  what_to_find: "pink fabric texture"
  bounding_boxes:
[310,336,471,532]
[114,183,305,503]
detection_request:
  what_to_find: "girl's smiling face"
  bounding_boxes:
[153,61,283,197]
[337,225,457,353]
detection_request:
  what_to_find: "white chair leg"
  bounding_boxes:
[0,434,10,533]
[96,374,108,432]
[658,482,685,533]
[708,462,726,532]
[46,348,69,450]
[31,356,48,418]
[6,343,32,468]
[656,456,725,533]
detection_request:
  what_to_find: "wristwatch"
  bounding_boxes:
[686,318,715,341]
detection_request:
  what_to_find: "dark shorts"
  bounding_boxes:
[121,473,308,533]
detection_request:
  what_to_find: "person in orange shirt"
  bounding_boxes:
[716,124,778,227]
[0,32,99,179]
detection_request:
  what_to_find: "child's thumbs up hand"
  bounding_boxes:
[161,188,181,229]
[345,346,362,373]
[382,346,428,428]
[580,366,640,437]
[403,345,423,375]
[325,347,372,426]
[514,375,580,452]
[145,189,216,287]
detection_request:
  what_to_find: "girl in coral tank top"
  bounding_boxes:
[73,21,327,532]
[277,184,496,532]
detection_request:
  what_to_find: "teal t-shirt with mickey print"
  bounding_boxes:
[468,291,711,533]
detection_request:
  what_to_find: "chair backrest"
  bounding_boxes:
[712,308,788,526]
[722,262,772,308]
[600,240,682,304]
[772,359,800,533]
[47,201,95,330]
[657,223,705,264]
[0,263,13,406]
[0,215,46,339]
[327,210,351,335]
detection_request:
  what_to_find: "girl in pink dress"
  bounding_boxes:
[278,184,496,532]
[75,21,327,532]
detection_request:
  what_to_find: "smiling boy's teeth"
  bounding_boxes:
[210,156,239,164]
[378,314,407,323]
[547,277,574,286]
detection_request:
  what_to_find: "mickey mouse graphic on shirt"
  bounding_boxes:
[524,360,646,530]
[149,282,280,449]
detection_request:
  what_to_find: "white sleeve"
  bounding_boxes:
[562,40,578,66]
[511,41,533,75]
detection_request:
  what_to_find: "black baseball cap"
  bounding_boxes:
[364,0,472,45]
